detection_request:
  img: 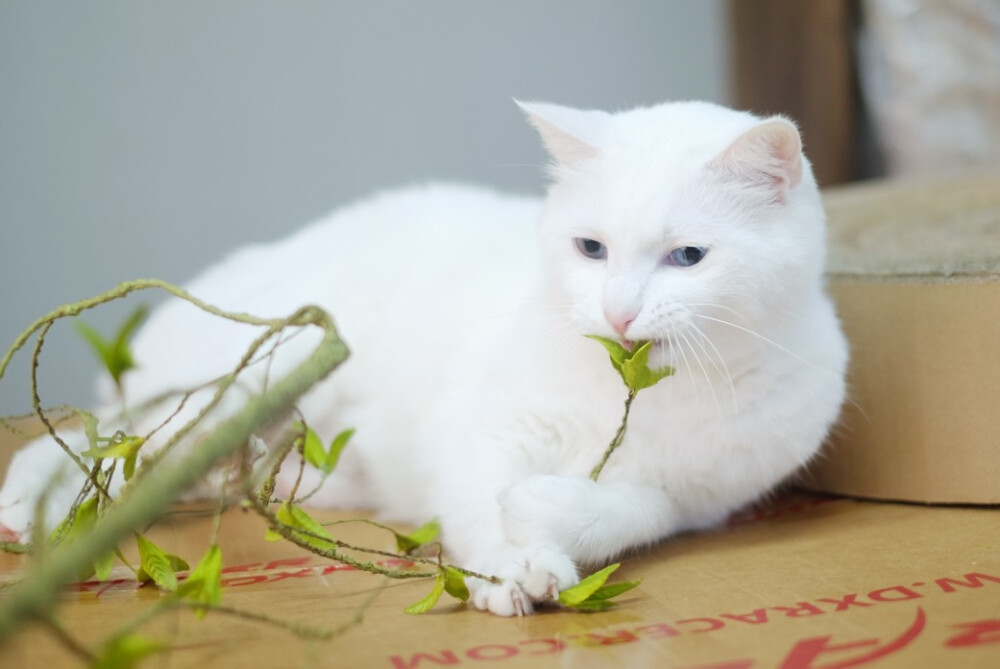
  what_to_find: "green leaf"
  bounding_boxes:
[178,544,223,618]
[558,563,620,607]
[49,495,99,547]
[323,428,354,474]
[442,567,469,602]
[111,305,149,363]
[584,334,629,373]
[404,573,446,614]
[75,320,115,377]
[286,505,335,547]
[135,534,180,591]
[81,434,145,461]
[266,502,335,549]
[558,564,641,612]
[395,519,441,554]
[296,422,326,470]
[587,579,641,601]
[565,598,617,612]
[586,335,674,392]
[620,340,674,391]
[81,412,100,455]
[94,633,166,669]
[122,453,138,481]
[49,497,124,582]
[74,305,148,387]
[296,423,354,475]
[93,549,117,582]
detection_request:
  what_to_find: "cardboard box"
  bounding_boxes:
[806,172,1000,504]
[1,428,999,668]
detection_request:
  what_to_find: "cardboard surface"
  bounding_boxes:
[2,494,999,668]
[810,172,1000,503]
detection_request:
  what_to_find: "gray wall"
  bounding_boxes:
[0,1,730,411]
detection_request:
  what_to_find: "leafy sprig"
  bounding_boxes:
[585,336,673,480]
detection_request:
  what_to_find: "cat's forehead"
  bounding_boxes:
[545,102,764,242]
[586,149,721,241]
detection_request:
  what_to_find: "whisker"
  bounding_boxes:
[688,302,753,328]
[692,313,824,374]
[676,328,722,415]
[683,320,738,412]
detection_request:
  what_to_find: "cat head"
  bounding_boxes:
[519,100,826,366]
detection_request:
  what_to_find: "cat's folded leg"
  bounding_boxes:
[498,474,684,567]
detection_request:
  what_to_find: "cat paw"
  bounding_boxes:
[467,545,578,616]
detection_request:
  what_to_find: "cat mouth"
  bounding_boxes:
[621,338,669,351]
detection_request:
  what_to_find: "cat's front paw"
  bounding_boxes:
[498,474,598,554]
[470,579,531,617]
[467,545,578,616]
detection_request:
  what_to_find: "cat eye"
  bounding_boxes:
[665,246,708,267]
[574,237,607,260]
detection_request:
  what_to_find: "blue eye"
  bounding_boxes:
[665,246,708,267]
[575,238,607,260]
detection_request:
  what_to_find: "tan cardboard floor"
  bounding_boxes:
[2,491,998,668]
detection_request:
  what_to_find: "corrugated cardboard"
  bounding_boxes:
[3,493,999,667]
[806,172,1000,504]
[1,426,999,668]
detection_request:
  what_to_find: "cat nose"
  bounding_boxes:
[605,309,636,336]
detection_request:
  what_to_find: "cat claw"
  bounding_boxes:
[547,579,561,601]
[470,578,534,617]
[511,588,528,617]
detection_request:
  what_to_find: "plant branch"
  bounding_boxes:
[0,296,348,641]
[590,389,636,481]
[255,501,502,585]
[246,496,432,581]
[30,321,94,483]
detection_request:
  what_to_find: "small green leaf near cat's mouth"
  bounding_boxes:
[585,335,674,392]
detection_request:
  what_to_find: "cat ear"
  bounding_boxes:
[710,118,803,202]
[516,100,609,167]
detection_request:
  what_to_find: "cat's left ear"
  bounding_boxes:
[710,118,803,202]
[516,100,610,168]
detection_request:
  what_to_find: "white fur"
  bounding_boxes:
[0,101,848,616]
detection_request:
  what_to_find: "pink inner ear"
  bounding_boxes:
[712,119,803,201]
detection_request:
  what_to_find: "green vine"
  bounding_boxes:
[0,280,349,643]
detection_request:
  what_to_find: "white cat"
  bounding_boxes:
[0,100,848,616]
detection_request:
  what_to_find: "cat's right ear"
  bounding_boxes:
[515,100,609,168]
[709,118,804,203]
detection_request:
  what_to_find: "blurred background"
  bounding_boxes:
[1,0,998,410]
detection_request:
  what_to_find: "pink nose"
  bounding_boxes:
[605,310,636,336]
